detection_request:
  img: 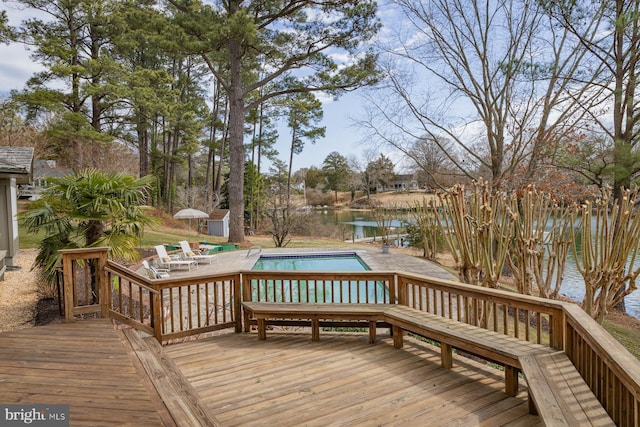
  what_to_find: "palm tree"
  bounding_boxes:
[21,168,156,290]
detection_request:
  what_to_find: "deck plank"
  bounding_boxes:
[165,331,540,426]
[0,320,166,426]
[1,320,543,426]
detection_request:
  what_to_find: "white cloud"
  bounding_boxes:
[0,43,41,93]
[0,4,47,94]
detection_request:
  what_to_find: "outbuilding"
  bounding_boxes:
[206,209,230,237]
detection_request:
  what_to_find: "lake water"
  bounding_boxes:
[310,209,640,319]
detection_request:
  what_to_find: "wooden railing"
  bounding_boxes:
[60,248,640,426]
[60,247,109,322]
[103,261,158,337]
[564,304,640,426]
[154,272,241,342]
[397,272,565,349]
[62,248,241,343]
[241,271,395,304]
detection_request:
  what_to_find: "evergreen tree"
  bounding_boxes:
[13,0,118,168]
[282,92,325,206]
[365,154,395,194]
[322,151,352,203]
[168,0,380,242]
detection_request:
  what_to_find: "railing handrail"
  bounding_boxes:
[104,261,159,294]
[563,303,640,395]
[102,265,567,314]
[397,270,566,313]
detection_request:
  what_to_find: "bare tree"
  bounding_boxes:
[544,0,640,313]
[570,188,640,323]
[544,0,640,197]
[407,136,458,190]
[364,0,598,190]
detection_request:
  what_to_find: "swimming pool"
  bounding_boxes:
[251,252,370,271]
[250,252,387,303]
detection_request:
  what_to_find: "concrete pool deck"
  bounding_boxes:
[147,246,457,281]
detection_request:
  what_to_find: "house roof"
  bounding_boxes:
[208,209,230,221]
[0,147,34,184]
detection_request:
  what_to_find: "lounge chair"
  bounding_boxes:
[154,245,198,271]
[142,260,170,279]
[179,240,217,264]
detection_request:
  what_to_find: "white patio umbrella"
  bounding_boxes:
[173,208,209,234]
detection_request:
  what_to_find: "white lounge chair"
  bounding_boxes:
[142,260,170,279]
[179,240,217,264]
[154,245,198,271]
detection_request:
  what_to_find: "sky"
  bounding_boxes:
[0,2,403,173]
[276,91,377,171]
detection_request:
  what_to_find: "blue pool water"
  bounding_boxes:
[250,253,387,303]
[252,252,370,271]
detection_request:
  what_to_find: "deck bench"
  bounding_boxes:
[242,302,613,426]
[383,305,551,397]
[383,305,612,425]
[242,302,390,343]
[519,352,614,426]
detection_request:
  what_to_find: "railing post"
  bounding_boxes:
[234,274,242,333]
[63,254,75,323]
[151,288,163,343]
[242,273,252,332]
[397,275,407,307]
[389,274,397,304]
[552,309,565,350]
[98,250,109,318]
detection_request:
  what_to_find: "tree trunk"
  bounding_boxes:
[287,128,296,209]
[138,119,149,177]
[227,38,245,243]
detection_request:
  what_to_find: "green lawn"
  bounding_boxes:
[602,320,640,360]
[18,221,228,250]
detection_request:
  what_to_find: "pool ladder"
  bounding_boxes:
[246,245,262,258]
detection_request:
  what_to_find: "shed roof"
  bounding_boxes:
[208,209,229,221]
[0,147,34,184]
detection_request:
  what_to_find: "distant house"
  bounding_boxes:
[33,159,71,186]
[0,147,34,267]
[16,160,72,200]
[206,209,230,237]
[376,174,420,192]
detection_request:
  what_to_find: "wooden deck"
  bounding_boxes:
[0,320,169,426]
[165,331,541,426]
[0,320,541,426]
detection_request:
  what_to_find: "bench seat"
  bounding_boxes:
[242,301,613,425]
[383,305,553,397]
[384,306,549,357]
[242,302,390,343]
[519,352,614,426]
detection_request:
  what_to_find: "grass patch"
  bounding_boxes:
[18,222,47,249]
[602,320,640,360]
[138,228,221,248]
[18,221,214,251]
[19,218,365,252]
